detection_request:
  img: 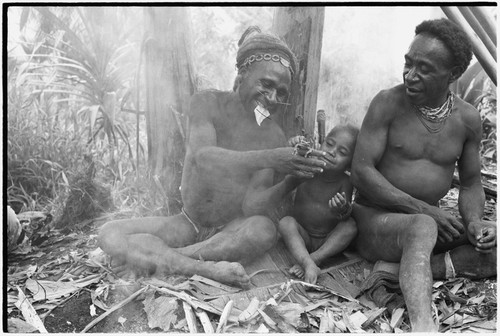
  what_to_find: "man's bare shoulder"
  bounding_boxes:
[454,95,481,122]
[365,84,406,121]
[188,89,234,118]
[373,84,407,106]
[453,95,482,138]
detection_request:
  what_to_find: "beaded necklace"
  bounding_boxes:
[413,92,454,133]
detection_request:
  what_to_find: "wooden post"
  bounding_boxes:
[458,7,496,61]
[272,7,325,140]
[469,6,497,43]
[441,6,497,85]
[144,7,196,214]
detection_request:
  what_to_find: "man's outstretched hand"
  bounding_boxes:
[273,147,327,179]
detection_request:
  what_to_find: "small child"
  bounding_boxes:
[278,124,359,284]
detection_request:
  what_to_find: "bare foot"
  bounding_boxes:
[208,261,251,289]
[303,261,321,284]
[112,264,151,280]
[289,264,305,278]
[110,257,154,280]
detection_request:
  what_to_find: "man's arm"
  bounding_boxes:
[186,93,326,179]
[242,169,303,217]
[457,107,496,251]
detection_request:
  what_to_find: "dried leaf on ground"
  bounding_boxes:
[15,286,48,333]
[7,318,39,333]
[142,292,180,331]
[25,274,101,302]
[273,302,304,327]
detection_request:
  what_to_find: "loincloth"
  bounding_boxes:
[181,208,224,243]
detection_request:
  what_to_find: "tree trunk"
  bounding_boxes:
[272,7,325,140]
[144,7,196,214]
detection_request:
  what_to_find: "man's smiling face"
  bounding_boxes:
[237,60,291,116]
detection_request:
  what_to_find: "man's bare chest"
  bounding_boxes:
[216,118,281,151]
[386,112,465,165]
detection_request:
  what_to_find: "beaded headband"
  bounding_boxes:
[239,53,293,74]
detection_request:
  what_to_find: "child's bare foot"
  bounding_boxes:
[289,264,305,278]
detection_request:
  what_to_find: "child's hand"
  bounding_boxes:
[288,135,307,147]
[329,192,349,212]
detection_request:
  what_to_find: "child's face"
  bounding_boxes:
[320,129,356,173]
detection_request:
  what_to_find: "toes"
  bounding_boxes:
[289,265,304,278]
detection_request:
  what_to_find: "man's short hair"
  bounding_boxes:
[415,18,473,77]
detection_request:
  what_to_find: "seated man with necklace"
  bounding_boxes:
[350,18,496,332]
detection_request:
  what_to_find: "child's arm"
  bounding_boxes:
[328,177,354,220]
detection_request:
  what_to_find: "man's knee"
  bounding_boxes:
[278,216,297,233]
[247,216,277,248]
[344,217,358,237]
[98,221,124,256]
[402,214,438,249]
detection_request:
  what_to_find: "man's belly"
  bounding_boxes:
[182,178,247,227]
[378,159,455,205]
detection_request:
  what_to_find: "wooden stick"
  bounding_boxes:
[458,7,496,61]
[190,274,240,292]
[469,7,497,43]
[80,286,148,333]
[195,309,214,334]
[361,307,387,329]
[150,285,222,316]
[238,297,260,322]
[215,300,233,333]
[182,301,198,333]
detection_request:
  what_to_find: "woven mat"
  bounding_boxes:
[208,239,372,312]
[246,239,371,287]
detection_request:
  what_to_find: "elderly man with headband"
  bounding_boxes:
[98,27,328,287]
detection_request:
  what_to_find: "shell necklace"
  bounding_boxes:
[413,92,454,133]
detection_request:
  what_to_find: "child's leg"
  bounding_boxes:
[310,217,358,265]
[278,216,321,284]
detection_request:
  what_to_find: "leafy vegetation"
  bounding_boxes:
[7,7,143,219]
[455,61,497,166]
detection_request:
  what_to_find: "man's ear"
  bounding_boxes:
[448,66,462,83]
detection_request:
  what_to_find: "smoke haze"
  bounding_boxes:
[318,7,444,129]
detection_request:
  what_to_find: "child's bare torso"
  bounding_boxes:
[293,174,350,237]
